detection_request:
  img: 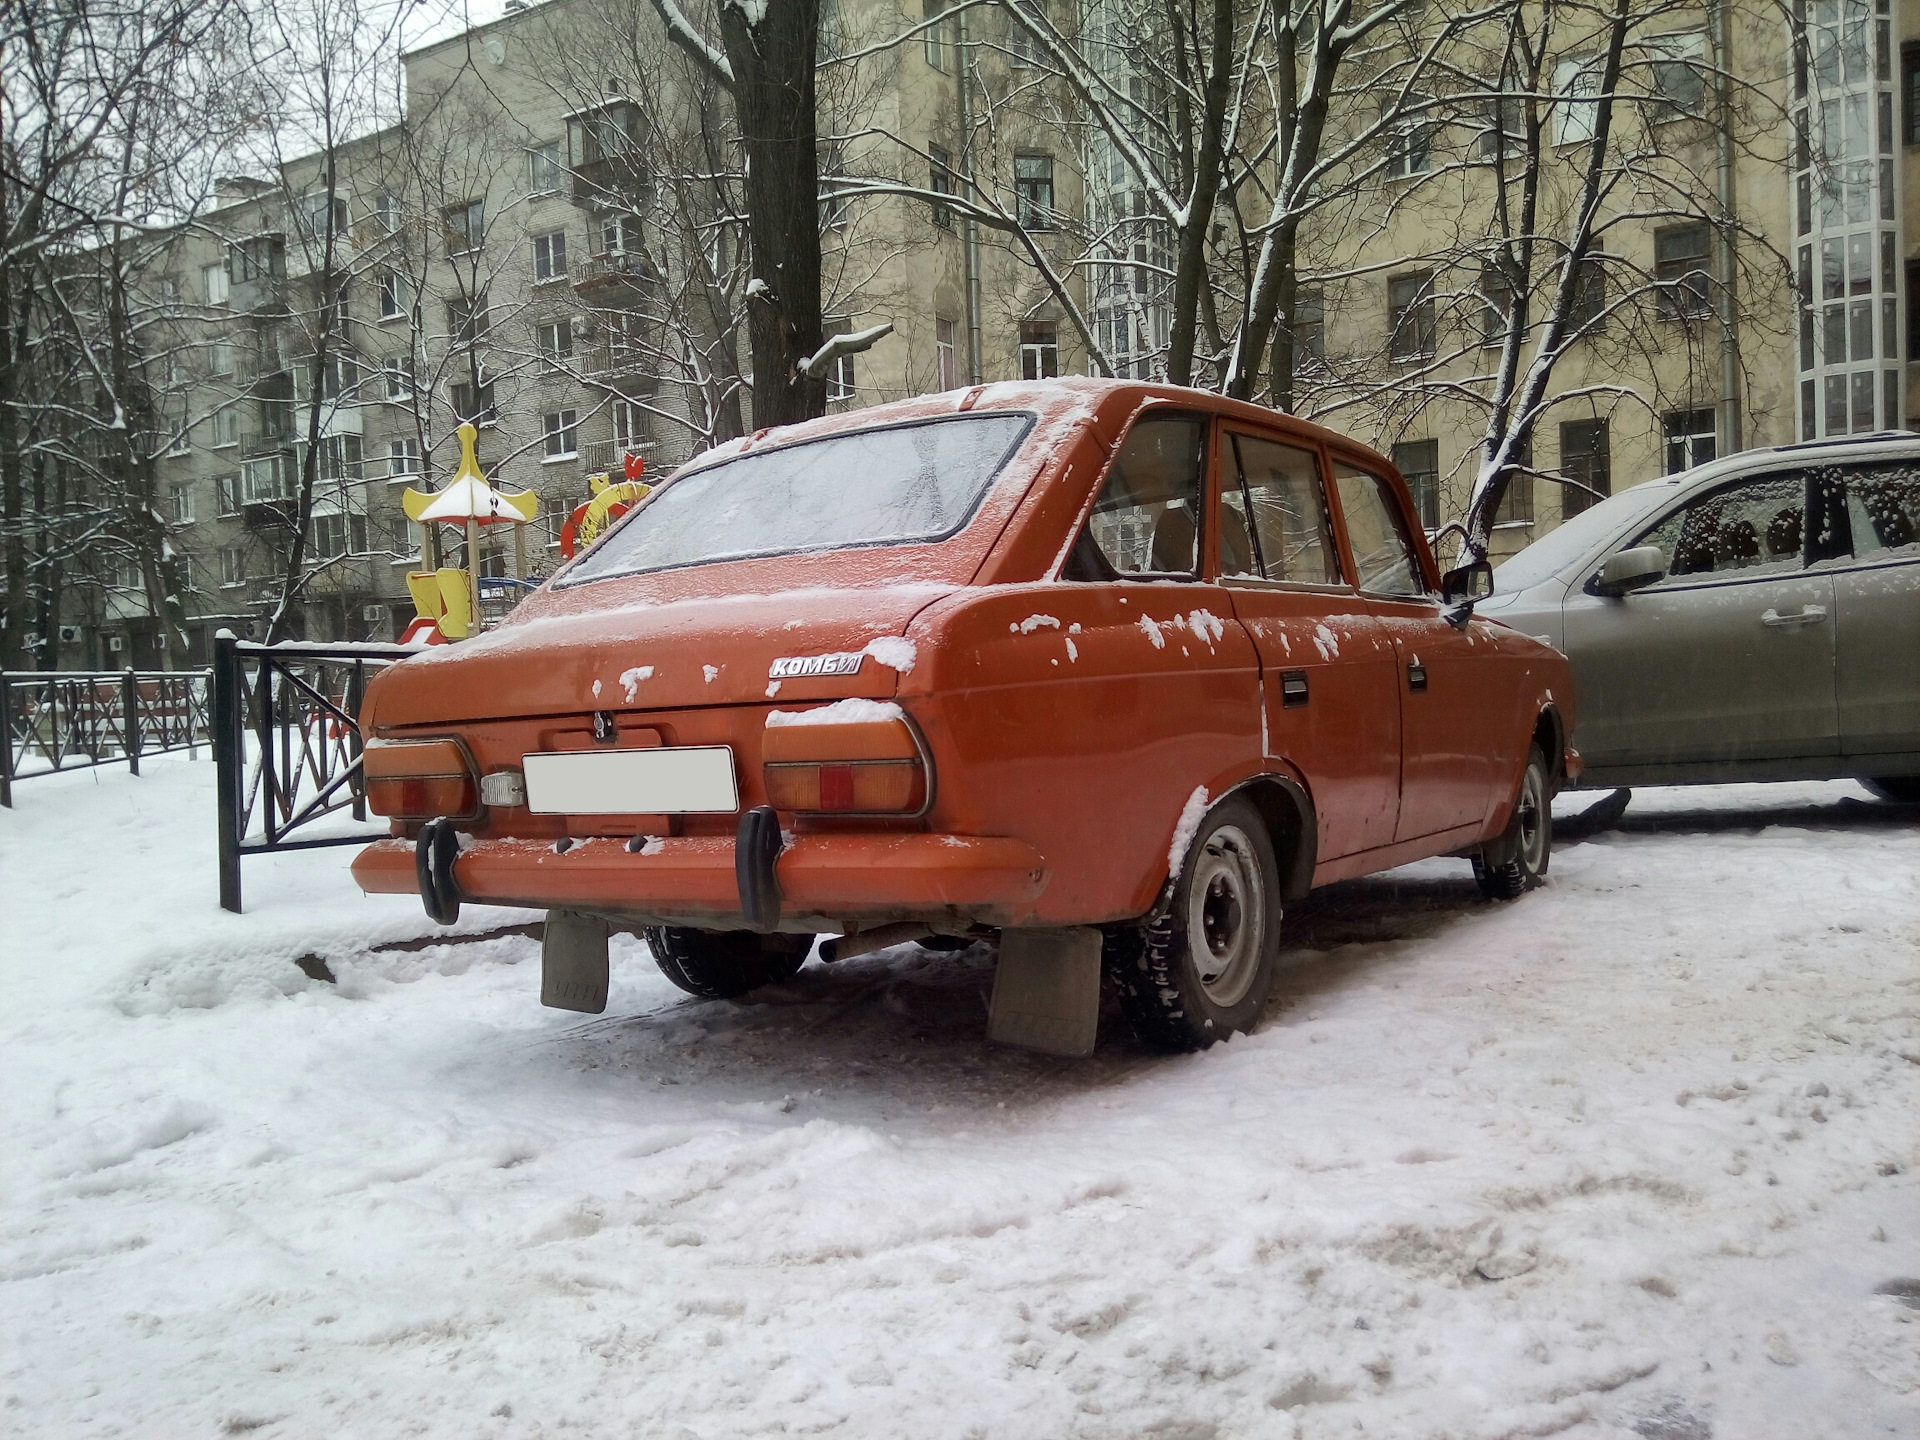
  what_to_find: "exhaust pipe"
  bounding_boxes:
[818,923,930,964]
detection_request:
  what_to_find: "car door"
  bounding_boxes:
[1559,466,1839,771]
[1832,459,1920,757]
[1327,458,1494,842]
[1214,426,1400,859]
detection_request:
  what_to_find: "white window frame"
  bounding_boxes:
[543,408,579,460]
[533,229,569,283]
[204,262,229,306]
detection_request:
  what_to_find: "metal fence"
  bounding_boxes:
[213,635,416,913]
[0,668,211,808]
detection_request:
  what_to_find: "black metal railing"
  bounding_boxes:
[1,669,211,808]
[212,634,415,913]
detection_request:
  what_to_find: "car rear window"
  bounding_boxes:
[560,412,1034,583]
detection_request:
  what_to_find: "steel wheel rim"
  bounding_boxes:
[1185,824,1264,1007]
[1517,764,1547,872]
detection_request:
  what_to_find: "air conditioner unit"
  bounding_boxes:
[58,625,82,644]
[362,604,387,622]
[107,635,125,653]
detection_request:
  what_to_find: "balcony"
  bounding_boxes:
[571,249,654,295]
[578,438,654,473]
[240,432,295,460]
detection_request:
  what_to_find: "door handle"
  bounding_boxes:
[1407,661,1428,693]
[1279,670,1309,707]
[1760,605,1828,628]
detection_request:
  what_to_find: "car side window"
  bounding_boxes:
[1841,461,1920,561]
[1064,414,1206,580]
[1220,433,1343,585]
[1633,471,1810,581]
[1331,462,1425,597]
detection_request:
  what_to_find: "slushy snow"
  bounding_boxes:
[0,758,1915,1439]
[765,698,906,728]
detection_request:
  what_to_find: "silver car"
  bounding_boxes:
[1482,434,1920,801]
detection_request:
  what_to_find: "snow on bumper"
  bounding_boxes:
[350,831,1050,927]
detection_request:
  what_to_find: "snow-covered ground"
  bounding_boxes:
[2,756,1916,1439]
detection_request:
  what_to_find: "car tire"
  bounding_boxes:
[644,927,811,999]
[1474,745,1551,901]
[1862,776,1920,804]
[1105,796,1283,1053]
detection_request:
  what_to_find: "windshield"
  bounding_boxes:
[561,412,1035,584]
[1491,481,1674,593]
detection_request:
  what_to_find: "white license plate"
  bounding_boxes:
[521,747,739,815]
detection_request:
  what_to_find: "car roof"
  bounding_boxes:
[1665,429,1920,493]
[672,377,1395,478]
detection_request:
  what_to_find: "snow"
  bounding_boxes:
[2,761,1917,1439]
[1187,608,1226,647]
[617,665,654,701]
[1166,785,1211,880]
[765,699,905,728]
[1137,614,1167,649]
[1312,622,1341,660]
[862,635,916,673]
[703,665,721,683]
[1014,614,1061,634]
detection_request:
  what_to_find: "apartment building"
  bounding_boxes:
[61,0,1914,663]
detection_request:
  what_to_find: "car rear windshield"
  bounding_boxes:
[1490,481,1673,593]
[561,412,1035,583]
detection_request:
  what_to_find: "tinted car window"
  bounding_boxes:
[1841,461,1920,560]
[1332,462,1425,596]
[1221,434,1342,585]
[1634,472,1808,580]
[1066,415,1205,578]
[562,413,1032,583]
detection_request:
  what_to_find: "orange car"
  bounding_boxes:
[353,380,1576,1055]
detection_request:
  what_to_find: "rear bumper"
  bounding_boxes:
[351,831,1051,930]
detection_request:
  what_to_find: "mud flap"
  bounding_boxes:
[541,909,610,1014]
[988,927,1102,1058]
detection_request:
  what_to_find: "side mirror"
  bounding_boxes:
[1441,559,1493,605]
[1593,545,1667,597]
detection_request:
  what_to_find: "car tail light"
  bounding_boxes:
[364,737,481,820]
[762,715,930,816]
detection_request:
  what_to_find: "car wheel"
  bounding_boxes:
[1474,745,1551,901]
[644,926,811,999]
[1105,796,1282,1053]
[1861,776,1920,804]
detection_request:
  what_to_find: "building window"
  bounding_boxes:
[317,434,362,482]
[529,140,563,195]
[443,199,484,254]
[448,291,489,346]
[1479,94,1522,158]
[1011,3,1042,66]
[387,438,421,479]
[1494,444,1535,526]
[219,547,246,586]
[1387,272,1436,360]
[1570,257,1607,328]
[1014,154,1055,229]
[1663,408,1717,473]
[216,474,240,515]
[598,212,639,255]
[207,339,235,377]
[1655,223,1713,318]
[1290,290,1324,371]
[169,481,195,524]
[452,381,497,425]
[533,229,569,283]
[1392,439,1442,529]
[381,355,413,400]
[1902,42,1920,145]
[1383,94,1434,179]
[378,271,411,320]
[1649,30,1708,116]
[1552,56,1602,145]
[924,0,952,70]
[211,408,240,448]
[318,353,359,402]
[1479,265,1515,346]
[298,192,349,242]
[935,317,957,390]
[536,320,574,367]
[543,409,579,459]
[1020,319,1058,380]
[204,262,229,306]
[1559,418,1611,518]
[166,411,191,455]
[929,144,956,229]
[613,399,651,449]
[373,192,401,235]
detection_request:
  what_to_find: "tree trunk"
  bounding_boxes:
[1165,0,1234,388]
[718,0,825,428]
